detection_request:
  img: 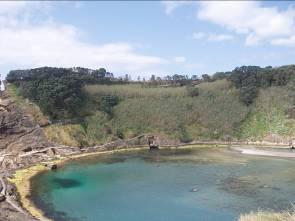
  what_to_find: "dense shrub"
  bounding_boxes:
[228,65,295,105]
[98,95,119,116]
[7,67,113,119]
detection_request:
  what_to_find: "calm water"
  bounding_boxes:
[31,147,295,221]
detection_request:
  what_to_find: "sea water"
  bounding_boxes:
[31,147,295,221]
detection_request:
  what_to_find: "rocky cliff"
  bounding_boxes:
[0,92,82,221]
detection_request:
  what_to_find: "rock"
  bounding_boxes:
[44,163,58,170]
[6,184,16,196]
[0,194,6,202]
[190,186,199,192]
[51,164,58,170]
[190,188,198,192]
[0,97,53,155]
[22,147,32,153]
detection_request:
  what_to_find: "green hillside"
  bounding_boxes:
[6,65,295,146]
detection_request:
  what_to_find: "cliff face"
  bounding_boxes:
[0,92,78,221]
[0,92,50,220]
[0,92,54,170]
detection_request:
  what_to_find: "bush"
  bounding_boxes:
[6,67,112,119]
[99,95,119,116]
[239,86,258,105]
[186,85,199,97]
[179,126,192,143]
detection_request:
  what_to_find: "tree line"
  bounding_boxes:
[6,67,115,119]
[6,64,295,120]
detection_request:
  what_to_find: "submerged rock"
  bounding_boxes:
[190,188,199,192]
[190,186,199,192]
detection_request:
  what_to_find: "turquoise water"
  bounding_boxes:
[31,148,295,221]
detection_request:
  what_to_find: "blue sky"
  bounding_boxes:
[1,1,295,79]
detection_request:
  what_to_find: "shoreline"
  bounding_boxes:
[232,146,295,158]
[9,146,152,221]
[8,143,295,221]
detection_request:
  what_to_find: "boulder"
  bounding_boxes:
[6,184,16,196]
[44,163,58,170]
[0,194,6,202]
[50,164,58,170]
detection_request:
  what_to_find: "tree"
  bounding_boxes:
[6,67,112,119]
[150,75,156,81]
[202,74,211,82]
[239,86,258,106]
[99,95,119,116]
[191,75,199,81]
[97,68,107,78]
[124,74,129,82]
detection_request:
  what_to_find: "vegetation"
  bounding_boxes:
[84,84,188,98]
[240,87,295,140]
[6,64,295,146]
[6,84,50,126]
[228,65,295,105]
[6,67,114,119]
[239,209,295,221]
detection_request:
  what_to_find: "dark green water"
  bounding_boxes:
[31,148,295,221]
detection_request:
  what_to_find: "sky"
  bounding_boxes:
[1,1,295,79]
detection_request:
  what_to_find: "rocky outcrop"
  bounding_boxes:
[0,96,52,155]
[0,93,72,221]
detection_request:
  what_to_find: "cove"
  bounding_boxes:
[30,147,295,221]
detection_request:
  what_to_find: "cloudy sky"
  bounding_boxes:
[1,1,295,78]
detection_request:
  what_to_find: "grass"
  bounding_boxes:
[239,210,295,221]
[6,84,50,126]
[111,89,248,140]
[45,80,249,144]
[44,124,91,147]
[84,84,188,98]
[240,87,295,141]
[8,80,295,146]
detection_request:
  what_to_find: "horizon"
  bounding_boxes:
[1,1,295,78]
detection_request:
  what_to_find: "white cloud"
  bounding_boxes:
[197,1,295,46]
[174,56,186,63]
[162,1,192,15]
[192,32,206,40]
[0,1,167,74]
[271,35,295,46]
[207,34,233,42]
[192,32,233,42]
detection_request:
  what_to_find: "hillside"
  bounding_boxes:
[6,65,295,146]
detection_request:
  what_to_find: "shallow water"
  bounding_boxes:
[31,147,295,221]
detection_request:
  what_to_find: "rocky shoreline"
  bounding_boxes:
[1,92,294,221]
